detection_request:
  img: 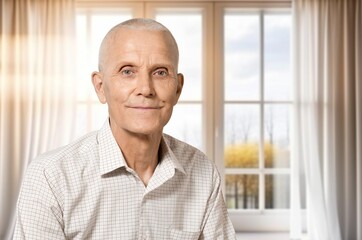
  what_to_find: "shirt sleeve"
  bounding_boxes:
[200,167,236,240]
[13,161,66,240]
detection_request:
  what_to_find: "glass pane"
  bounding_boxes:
[264,14,291,101]
[265,174,290,209]
[91,12,132,70]
[76,13,89,102]
[164,104,202,151]
[226,174,259,209]
[75,10,133,136]
[224,104,260,168]
[91,104,109,130]
[264,104,290,168]
[76,11,132,102]
[156,12,202,101]
[74,103,108,139]
[224,13,260,101]
[89,13,132,102]
[74,104,88,139]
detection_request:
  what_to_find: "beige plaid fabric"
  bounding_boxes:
[14,120,236,239]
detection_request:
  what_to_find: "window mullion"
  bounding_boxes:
[86,10,93,132]
[259,10,265,212]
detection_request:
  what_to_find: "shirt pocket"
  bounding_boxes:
[169,228,201,240]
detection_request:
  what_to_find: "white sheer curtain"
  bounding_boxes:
[0,0,76,239]
[291,0,362,239]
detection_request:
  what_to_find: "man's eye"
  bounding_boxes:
[154,69,168,76]
[121,69,133,75]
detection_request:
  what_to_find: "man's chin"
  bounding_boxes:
[125,126,164,137]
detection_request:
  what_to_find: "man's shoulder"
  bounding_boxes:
[163,134,217,176]
[163,134,207,159]
[28,131,99,176]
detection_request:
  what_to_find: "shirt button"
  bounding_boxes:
[139,233,148,240]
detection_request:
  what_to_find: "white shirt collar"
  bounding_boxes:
[97,119,186,176]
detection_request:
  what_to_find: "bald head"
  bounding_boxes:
[98,18,179,72]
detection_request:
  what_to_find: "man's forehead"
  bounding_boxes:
[108,47,177,69]
[99,22,179,71]
[102,30,178,70]
[109,28,172,45]
[105,29,178,58]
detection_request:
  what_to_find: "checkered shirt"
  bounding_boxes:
[14,120,236,239]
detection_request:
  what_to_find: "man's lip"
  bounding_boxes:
[127,106,161,109]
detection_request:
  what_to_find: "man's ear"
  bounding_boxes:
[175,73,184,104]
[91,71,107,104]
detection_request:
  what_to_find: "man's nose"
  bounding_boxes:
[136,72,156,97]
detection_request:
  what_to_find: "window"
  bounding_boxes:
[74,3,143,138]
[215,3,292,231]
[154,9,204,150]
[223,10,292,211]
[145,2,214,155]
[74,1,293,232]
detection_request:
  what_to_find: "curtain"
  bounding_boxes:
[291,0,362,239]
[0,0,76,239]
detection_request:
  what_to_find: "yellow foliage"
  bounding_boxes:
[224,142,276,168]
[224,142,290,208]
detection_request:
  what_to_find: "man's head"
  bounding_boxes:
[92,18,184,137]
[98,19,179,73]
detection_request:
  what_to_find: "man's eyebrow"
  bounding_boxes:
[114,61,136,70]
[111,61,176,72]
[152,63,175,70]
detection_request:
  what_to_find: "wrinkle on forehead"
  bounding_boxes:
[98,20,179,72]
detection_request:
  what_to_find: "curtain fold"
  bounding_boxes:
[357,1,362,238]
[291,0,362,239]
[0,0,76,239]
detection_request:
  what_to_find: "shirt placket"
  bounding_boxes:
[138,196,150,240]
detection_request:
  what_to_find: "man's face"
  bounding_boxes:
[92,28,183,136]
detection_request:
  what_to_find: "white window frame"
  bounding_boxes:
[144,1,215,168]
[74,1,143,135]
[75,0,307,233]
[215,2,293,232]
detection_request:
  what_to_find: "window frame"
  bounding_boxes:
[215,2,294,231]
[74,2,143,137]
[145,2,215,158]
[74,0,307,232]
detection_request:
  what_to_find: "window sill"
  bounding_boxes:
[236,232,309,240]
[236,232,289,240]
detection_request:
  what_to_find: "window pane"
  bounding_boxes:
[265,174,290,209]
[75,10,133,137]
[164,104,202,151]
[74,103,108,139]
[224,104,260,168]
[224,13,260,101]
[226,174,259,209]
[76,11,132,103]
[76,13,89,102]
[91,104,109,129]
[264,104,290,168]
[90,13,133,70]
[156,12,202,101]
[264,14,291,101]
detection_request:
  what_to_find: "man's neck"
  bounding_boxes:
[110,125,162,186]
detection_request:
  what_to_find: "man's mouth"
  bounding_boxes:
[128,106,161,109]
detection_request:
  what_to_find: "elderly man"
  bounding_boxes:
[14,18,236,239]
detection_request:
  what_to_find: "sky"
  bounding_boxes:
[74,11,292,157]
[73,10,292,209]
